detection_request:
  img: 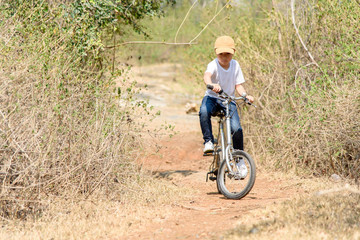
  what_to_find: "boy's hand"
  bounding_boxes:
[246,95,254,103]
[210,84,222,93]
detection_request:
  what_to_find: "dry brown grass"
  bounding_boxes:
[0,57,146,217]
[0,175,192,239]
[0,1,173,222]
[226,178,360,240]
[244,80,360,178]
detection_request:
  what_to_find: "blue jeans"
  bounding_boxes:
[199,95,244,150]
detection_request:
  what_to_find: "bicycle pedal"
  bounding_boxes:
[203,152,214,157]
[209,176,217,181]
[206,171,216,182]
[206,171,217,182]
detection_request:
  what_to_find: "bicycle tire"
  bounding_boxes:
[216,150,256,199]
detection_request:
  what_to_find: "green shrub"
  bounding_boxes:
[0,0,171,220]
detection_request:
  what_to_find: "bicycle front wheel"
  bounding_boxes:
[217,150,256,199]
[214,148,222,194]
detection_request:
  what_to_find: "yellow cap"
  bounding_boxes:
[214,36,235,54]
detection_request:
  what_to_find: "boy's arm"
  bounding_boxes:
[235,84,254,103]
[204,72,221,93]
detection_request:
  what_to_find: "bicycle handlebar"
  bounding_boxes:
[206,84,223,94]
[206,84,256,108]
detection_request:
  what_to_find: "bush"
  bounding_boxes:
[0,0,170,220]
[246,0,360,179]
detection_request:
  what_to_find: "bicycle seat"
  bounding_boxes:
[212,110,225,118]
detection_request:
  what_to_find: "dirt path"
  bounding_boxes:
[126,64,302,239]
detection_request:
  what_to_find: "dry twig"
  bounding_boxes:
[174,0,198,43]
[290,0,320,68]
[189,1,230,44]
[104,41,195,48]
[106,0,231,48]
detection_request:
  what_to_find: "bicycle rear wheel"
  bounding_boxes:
[217,150,256,199]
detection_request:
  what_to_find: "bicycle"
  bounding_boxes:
[204,84,256,200]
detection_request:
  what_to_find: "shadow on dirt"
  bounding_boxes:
[153,170,198,179]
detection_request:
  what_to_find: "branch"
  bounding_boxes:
[295,62,316,82]
[106,1,230,48]
[104,41,196,49]
[189,1,231,44]
[290,0,320,68]
[175,0,198,43]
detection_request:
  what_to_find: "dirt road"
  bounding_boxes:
[127,64,303,239]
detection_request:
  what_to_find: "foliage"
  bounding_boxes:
[0,0,171,220]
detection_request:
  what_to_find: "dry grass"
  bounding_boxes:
[0,1,173,222]
[226,178,360,240]
[0,173,193,240]
[245,81,360,178]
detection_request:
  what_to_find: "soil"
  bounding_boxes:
[125,64,303,240]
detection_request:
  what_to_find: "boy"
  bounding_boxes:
[199,36,254,154]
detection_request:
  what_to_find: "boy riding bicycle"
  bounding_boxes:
[199,36,254,154]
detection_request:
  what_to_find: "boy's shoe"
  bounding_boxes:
[235,158,248,179]
[203,141,214,153]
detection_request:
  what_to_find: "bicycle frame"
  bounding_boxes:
[218,98,236,175]
[207,84,256,177]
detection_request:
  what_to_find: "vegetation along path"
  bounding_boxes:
[124,63,329,239]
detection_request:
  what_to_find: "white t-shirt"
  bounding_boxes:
[204,58,245,98]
